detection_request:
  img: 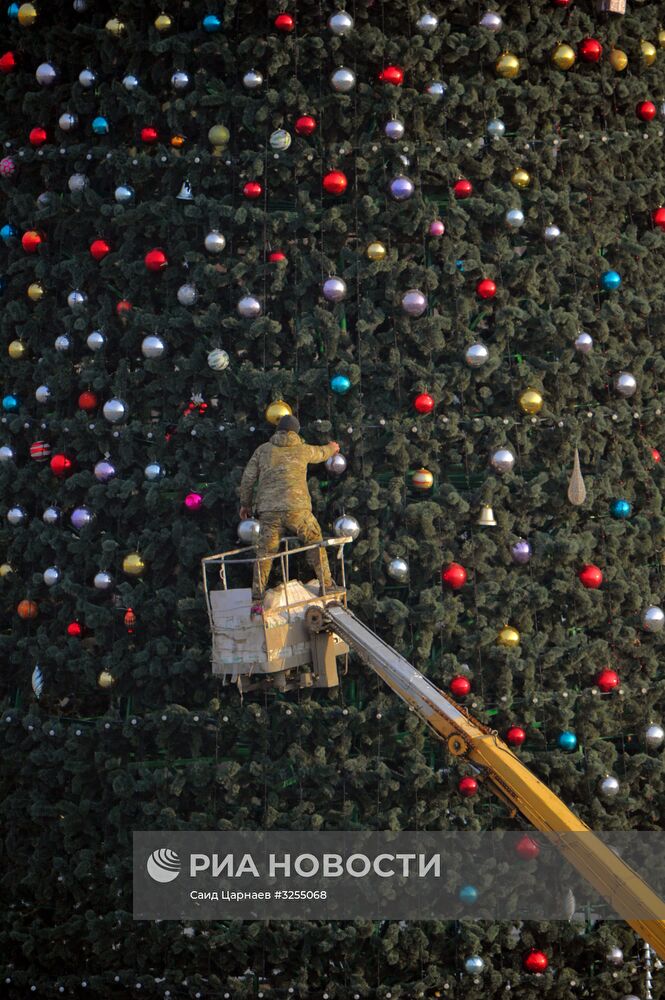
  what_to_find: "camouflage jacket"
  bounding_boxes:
[239,431,336,514]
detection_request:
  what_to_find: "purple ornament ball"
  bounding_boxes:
[511,538,532,564]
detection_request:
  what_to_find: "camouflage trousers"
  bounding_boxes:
[252,509,333,600]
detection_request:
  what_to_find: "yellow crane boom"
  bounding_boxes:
[306,603,665,958]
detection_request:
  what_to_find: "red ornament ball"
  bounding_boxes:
[379,65,404,86]
[578,563,602,588]
[21,230,43,253]
[414,392,435,414]
[453,178,473,199]
[449,675,471,698]
[477,278,497,299]
[523,950,548,974]
[274,12,294,32]
[141,126,159,144]
[90,238,110,261]
[0,51,17,73]
[78,390,98,412]
[29,440,51,461]
[295,115,317,136]
[116,299,132,316]
[637,101,657,122]
[29,127,47,147]
[652,448,662,463]
[515,834,540,860]
[653,208,665,230]
[458,776,478,798]
[597,668,620,693]
[243,181,263,199]
[506,726,526,747]
[323,170,348,195]
[442,562,467,590]
[268,250,287,263]
[67,621,83,638]
[579,38,602,63]
[552,0,572,6]
[144,248,168,271]
[50,453,74,477]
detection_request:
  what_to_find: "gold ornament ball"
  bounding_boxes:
[265,399,292,425]
[0,563,14,577]
[170,134,186,149]
[511,168,531,190]
[17,3,37,26]
[498,625,520,647]
[412,467,434,491]
[551,43,576,71]
[641,40,657,66]
[154,12,173,32]
[610,48,628,71]
[366,241,387,261]
[495,52,520,80]
[8,340,26,359]
[105,17,126,36]
[208,124,230,147]
[519,388,544,414]
[659,29,665,48]
[123,552,146,576]
[27,282,45,302]
[98,670,115,689]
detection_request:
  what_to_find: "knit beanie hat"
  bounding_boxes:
[277,414,300,434]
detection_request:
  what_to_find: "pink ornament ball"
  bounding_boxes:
[185,491,203,510]
[429,219,445,237]
[0,156,17,177]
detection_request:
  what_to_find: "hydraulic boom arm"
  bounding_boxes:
[306,603,665,959]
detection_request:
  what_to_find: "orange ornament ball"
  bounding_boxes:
[18,599,38,619]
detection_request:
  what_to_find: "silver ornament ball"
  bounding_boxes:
[171,70,190,91]
[387,557,409,583]
[575,332,593,354]
[425,81,447,99]
[237,295,262,318]
[71,506,95,531]
[325,453,347,475]
[42,505,61,525]
[330,67,356,92]
[59,112,78,131]
[94,459,116,483]
[79,68,97,88]
[333,515,360,540]
[464,956,485,975]
[384,119,405,141]
[417,12,439,34]
[207,348,230,371]
[67,289,87,311]
[598,775,620,800]
[323,276,347,302]
[55,335,71,352]
[43,566,61,587]
[615,371,637,397]
[144,462,164,481]
[73,0,88,11]
[141,335,166,359]
[0,445,15,462]
[465,343,489,367]
[480,11,502,31]
[269,128,291,151]
[68,173,88,192]
[544,224,561,242]
[36,62,58,85]
[122,74,140,91]
[643,605,665,632]
[242,68,263,90]
[401,289,428,317]
[35,385,51,403]
[238,518,261,545]
[87,330,106,352]
[491,447,515,473]
[7,506,27,526]
[114,184,134,203]
[177,283,198,306]
[487,118,506,138]
[328,10,354,35]
[204,230,226,253]
[389,175,414,201]
[103,398,128,424]
[505,208,525,228]
[606,946,624,967]
[645,724,665,749]
[93,570,114,590]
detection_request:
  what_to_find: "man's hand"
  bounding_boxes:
[239,506,251,520]
[329,441,340,454]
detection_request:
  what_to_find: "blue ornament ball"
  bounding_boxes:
[459,884,479,905]
[601,270,621,291]
[202,14,221,31]
[8,4,19,20]
[2,393,19,412]
[92,116,109,135]
[610,499,632,519]
[0,276,6,295]
[557,730,578,752]
[0,224,17,242]
[455,259,465,272]
[331,374,351,395]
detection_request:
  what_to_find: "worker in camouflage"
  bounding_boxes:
[239,414,340,608]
